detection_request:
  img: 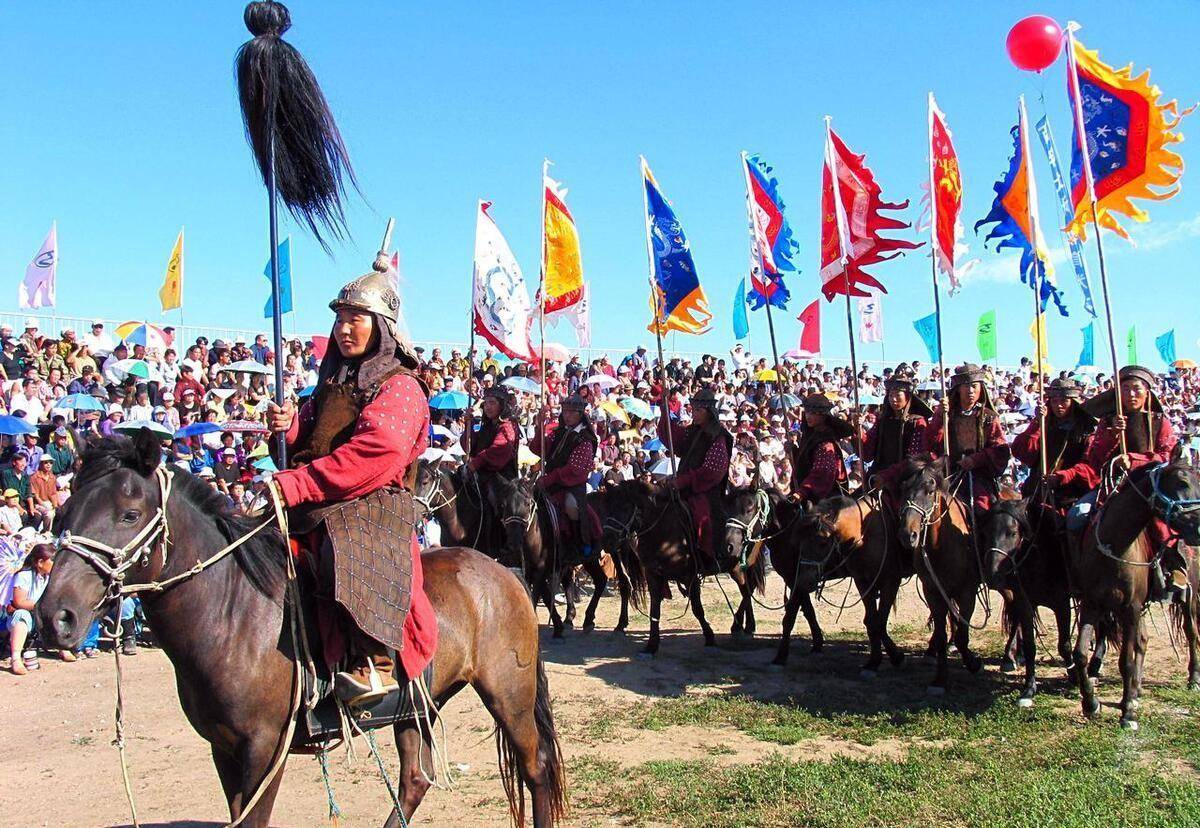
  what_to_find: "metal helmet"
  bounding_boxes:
[329,264,401,324]
[690,386,720,411]
[801,393,834,413]
[561,393,589,412]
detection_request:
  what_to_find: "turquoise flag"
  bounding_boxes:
[913,313,940,362]
[1077,322,1095,368]
[732,277,749,340]
[263,236,293,318]
[1156,330,1177,367]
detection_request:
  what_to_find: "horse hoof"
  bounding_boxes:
[636,651,656,661]
[1000,658,1017,674]
[860,668,878,680]
[927,685,946,697]
[613,627,628,636]
[1120,718,1139,732]
[889,652,906,668]
[581,623,595,634]
[964,656,983,675]
[810,642,824,654]
[1083,699,1101,719]
[1016,696,1034,709]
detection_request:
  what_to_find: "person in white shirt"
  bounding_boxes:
[102,342,131,386]
[8,379,45,425]
[83,320,116,358]
[4,544,59,674]
[128,387,154,422]
[0,490,24,535]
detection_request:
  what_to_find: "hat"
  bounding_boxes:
[38,456,52,465]
[2,489,17,498]
[222,448,237,457]
[561,393,589,412]
[801,393,835,413]
[1119,365,1157,389]
[690,386,720,411]
[949,363,988,389]
[91,318,104,326]
[107,404,124,416]
[197,467,216,479]
[162,390,175,401]
[1045,378,1083,399]
[883,372,917,394]
[23,317,37,329]
[329,256,419,368]
[54,426,68,437]
[1082,365,1164,417]
[212,339,228,350]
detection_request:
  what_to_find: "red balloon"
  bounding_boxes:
[1006,15,1064,72]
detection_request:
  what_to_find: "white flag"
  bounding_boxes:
[572,283,591,348]
[857,291,883,344]
[473,202,534,361]
[20,223,57,310]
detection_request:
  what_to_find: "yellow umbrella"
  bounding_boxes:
[755,369,779,382]
[598,400,630,424]
[1174,359,1197,370]
[518,445,540,466]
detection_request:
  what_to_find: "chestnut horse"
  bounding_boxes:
[38,434,566,827]
[1073,460,1200,729]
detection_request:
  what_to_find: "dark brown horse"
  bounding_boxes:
[1073,460,1200,729]
[414,459,490,552]
[897,458,985,694]
[38,434,566,827]
[771,492,909,675]
[597,479,765,657]
[981,497,1075,707]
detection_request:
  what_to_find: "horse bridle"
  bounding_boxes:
[1094,462,1200,561]
[725,489,773,564]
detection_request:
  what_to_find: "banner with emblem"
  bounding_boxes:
[472,201,535,362]
[20,223,57,310]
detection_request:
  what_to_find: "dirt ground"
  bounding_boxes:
[1,573,1190,828]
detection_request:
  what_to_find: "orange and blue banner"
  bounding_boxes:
[743,153,796,310]
[1067,32,1193,240]
[975,99,1068,317]
[642,158,711,336]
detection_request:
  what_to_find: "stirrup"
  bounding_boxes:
[335,661,396,707]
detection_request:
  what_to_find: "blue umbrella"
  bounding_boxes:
[252,456,278,473]
[619,396,654,421]
[298,385,317,399]
[429,390,469,410]
[767,393,801,410]
[175,422,224,438]
[56,393,107,413]
[0,416,37,436]
[643,437,665,452]
[502,376,541,395]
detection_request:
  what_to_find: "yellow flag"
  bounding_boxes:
[159,228,184,311]
[541,175,584,316]
[1029,312,1048,361]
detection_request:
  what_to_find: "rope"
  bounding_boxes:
[363,729,408,827]
[317,749,343,826]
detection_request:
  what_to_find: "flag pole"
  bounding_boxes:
[537,158,550,472]
[467,201,482,432]
[824,118,864,463]
[923,96,951,458]
[1066,22,1126,453]
[1018,97,1049,479]
[739,152,786,421]
[265,133,288,467]
[640,156,676,474]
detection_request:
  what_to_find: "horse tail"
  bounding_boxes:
[1097,609,1124,652]
[1169,600,1190,648]
[746,546,768,596]
[496,656,568,826]
[620,537,649,610]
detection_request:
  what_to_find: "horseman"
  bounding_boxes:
[923,363,1011,515]
[788,394,852,504]
[460,385,521,552]
[267,258,437,708]
[659,386,734,567]
[862,371,932,500]
[533,394,601,558]
[1065,365,1187,601]
[1011,378,1096,503]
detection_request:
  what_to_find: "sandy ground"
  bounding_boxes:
[1,572,1191,828]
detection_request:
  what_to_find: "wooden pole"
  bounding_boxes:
[739,152,787,424]
[266,132,287,467]
[924,95,951,458]
[467,203,482,447]
[1017,97,1049,478]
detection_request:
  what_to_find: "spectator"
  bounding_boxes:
[29,457,57,530]
[48,428,75,475]
[3,544,70,674]
[0,490,24,534]
[83,319,116,357]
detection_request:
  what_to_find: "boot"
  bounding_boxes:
[1168,568,1192,605]
[121,631,138,656]
[1151,560,1169,603]
[335,654,399,707]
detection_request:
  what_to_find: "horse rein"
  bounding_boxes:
[1093,461,1200,565]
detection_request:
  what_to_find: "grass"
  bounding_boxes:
[569,684,1200,827]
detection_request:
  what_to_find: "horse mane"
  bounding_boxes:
[897,455,947,492]
[987,497,1031,536]
[78,437,287,597]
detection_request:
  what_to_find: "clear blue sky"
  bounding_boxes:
[2,2,1197,370]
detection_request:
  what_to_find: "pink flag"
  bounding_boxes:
[20,223,57,309]
[785,299,821,358]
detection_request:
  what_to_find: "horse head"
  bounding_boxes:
[982,498,1030,589]
[1146,461,1200,547]
[897,455,947,552]
[39,429,171,650]
[724,487,771,568]
[414,458,449,514]
[791,496,855,592]
[495,475,536,568]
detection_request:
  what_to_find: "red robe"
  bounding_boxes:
[274,372,437,681]
[792,441,845,501]
[534,421,601,540]
[863,415,927,497]
[659,416,730,557]
[922,409,1010,513]
[467,419,520,473]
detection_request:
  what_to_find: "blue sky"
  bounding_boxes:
[2,2,1197,370]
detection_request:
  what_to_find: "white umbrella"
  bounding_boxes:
[649,457,676,476]
[430,424,456,441]
[221,359,271,376]
[582,375,619,390]
[115,420,174,439]
[421,447,449,463]
[111,359,151,380]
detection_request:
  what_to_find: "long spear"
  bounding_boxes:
[1066,22,1126,453]
[823,118,864,463]
[236,0,358,467]
[537,159,550,471]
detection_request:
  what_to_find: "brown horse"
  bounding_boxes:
[774,492,909,676]
[981,497,1075,708]
[597,479,765,657]
[414,459,490,552]
[897,458,985,694]
[1073,460,1200,729]
[38,434,566,827]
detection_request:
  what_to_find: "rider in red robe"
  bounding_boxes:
[863,372,932,507]
[533,394,601,555]
[659,386,733,565]
[788,394,851,503]
[923,364,1010,515]
[269,262,437,707]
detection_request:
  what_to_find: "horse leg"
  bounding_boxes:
[613,558,631,634]
[581,560,606,633]
[1054,601,1074,670]
[229,736,288,828]
[857,576,884,676]
[799,590,824,654]
[771,582,806,667]
[537,568,565,639]
[211,746,243,820]
[731,581,756,638]
[926,590,950,695]
[559,568,576,630]
[689,577,716,647]
[384,722,432,826]
[1180,590,1200,691]
[877,574,905,668]
[1119,610,1143,730]
[1073,607,1101,718]
[1016,597,1039,708]
[953,590,982,675]
[641,573,663,657]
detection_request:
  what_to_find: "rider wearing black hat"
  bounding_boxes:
[788,394,853,503]
[863,371,933,496]
[1012,377,1096,501]
[535,394,601,557]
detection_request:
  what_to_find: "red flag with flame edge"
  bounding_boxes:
[820,129,921,300]
[929,97,964,290]
[784,299,821,358]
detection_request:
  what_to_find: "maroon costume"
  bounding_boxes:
[862,374,931,502]
[534,410,602,543]
[659,394,732,560]
[789,395,851,502]
[923,365,1010,513]
[467,417,520,476]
